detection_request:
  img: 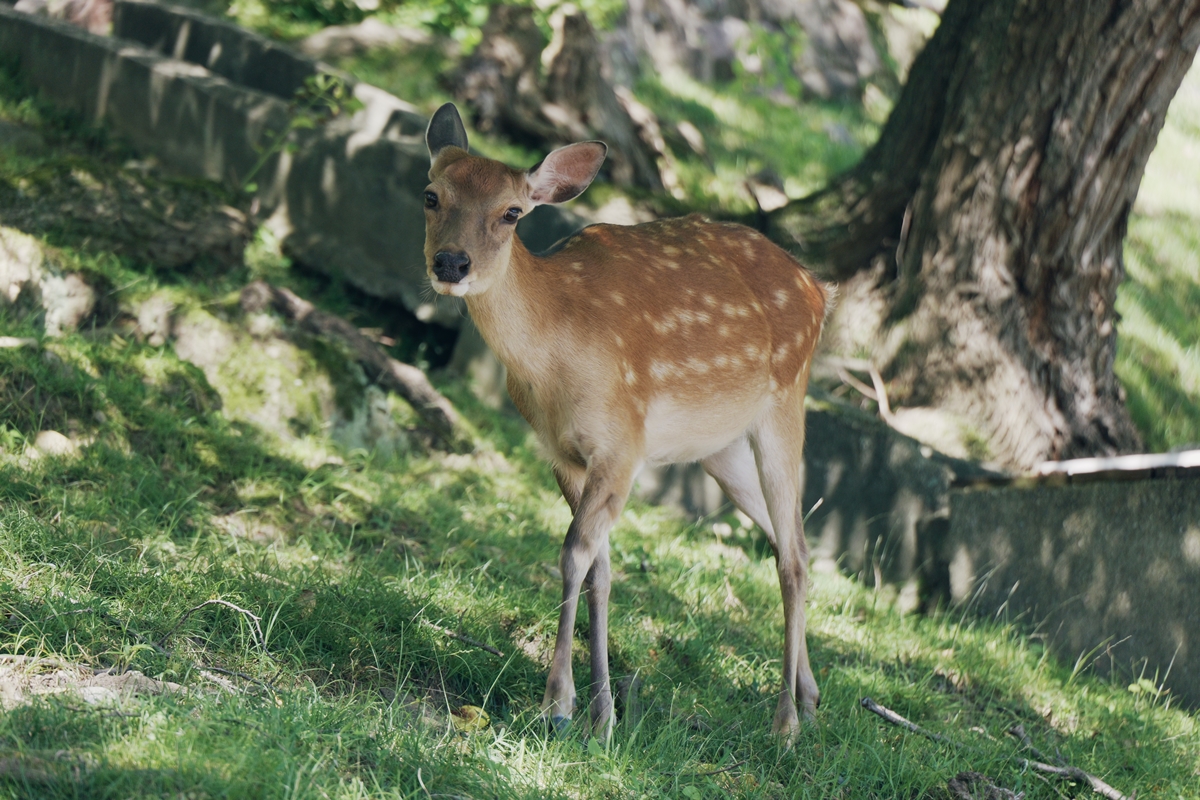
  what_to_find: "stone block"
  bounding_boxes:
[948,477,1200,708]
[0,3,289,186]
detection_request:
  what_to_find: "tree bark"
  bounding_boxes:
[769,0,1200,468]
[449,4,671,191]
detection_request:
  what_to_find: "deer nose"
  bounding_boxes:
[433,251,471,283]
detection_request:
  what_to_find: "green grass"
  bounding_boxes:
[3,309,1200,797]
[1119,61,1200,452]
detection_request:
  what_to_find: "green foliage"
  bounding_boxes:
[731,22,807,100]
[637,69,877,214]
[243,72,364,193]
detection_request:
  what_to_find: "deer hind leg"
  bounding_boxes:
[542,456,636,737]
[749,397,819,740]
[702,436,776,543]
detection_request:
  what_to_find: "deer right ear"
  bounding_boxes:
[526,141,608,205]
[426,103,469,164]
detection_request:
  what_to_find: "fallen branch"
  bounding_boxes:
[157,599,265,651]
[859,698,1130,800]
[241,280,473,452]
[424,620,504,657]
[1007,725,1130,800]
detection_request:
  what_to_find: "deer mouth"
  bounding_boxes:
[430,277,473,297]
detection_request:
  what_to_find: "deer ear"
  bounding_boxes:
[526,141,607,205]
[426,103,469,164]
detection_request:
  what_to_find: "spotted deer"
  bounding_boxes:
[423,104,827,740]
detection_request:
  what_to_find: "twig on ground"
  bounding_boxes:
[424,621,504,657]
[1006,724,1130,800]
[860,698,1131,800]
[860,696,963,749]
[157,599,265,651]
[240,280,473,452]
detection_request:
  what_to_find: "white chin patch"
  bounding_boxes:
[431,279,472,297]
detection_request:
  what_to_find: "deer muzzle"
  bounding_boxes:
[433,250,471,284]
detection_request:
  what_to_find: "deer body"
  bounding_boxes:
[423,104,826,740]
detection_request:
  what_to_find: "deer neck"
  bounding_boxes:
[463,236,560,383]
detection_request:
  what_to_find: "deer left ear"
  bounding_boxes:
[526,141,608,206]
[426,103,469,165]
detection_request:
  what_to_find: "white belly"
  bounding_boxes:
[641,394,766,465]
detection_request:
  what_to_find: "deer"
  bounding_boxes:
[422,103,827,741]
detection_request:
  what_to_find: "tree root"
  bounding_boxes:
[240,280,473,453]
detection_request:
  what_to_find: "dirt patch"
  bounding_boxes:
[0,654,182,709]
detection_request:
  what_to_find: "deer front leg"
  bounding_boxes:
[584,544,613,739]
[542,457,635,736]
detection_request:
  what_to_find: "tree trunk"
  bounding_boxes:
[769,0,1200,469]
[449,4,671,192]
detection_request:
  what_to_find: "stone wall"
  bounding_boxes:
[0,4,289,186]
[948,472,1200,708]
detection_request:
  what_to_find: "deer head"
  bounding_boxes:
[423,103,607,298]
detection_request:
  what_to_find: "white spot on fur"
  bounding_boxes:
[611,292,625,306]
[773,289,790,307]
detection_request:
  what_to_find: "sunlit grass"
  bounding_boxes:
[3,280,1199,796]
[1120,61,1200,452]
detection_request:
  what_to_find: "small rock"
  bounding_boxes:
[33,430,77,457]
[40,272,96,337]
[135,293,176,347]
[0,226,46,303]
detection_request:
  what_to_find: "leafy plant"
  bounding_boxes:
[241,72,364,193]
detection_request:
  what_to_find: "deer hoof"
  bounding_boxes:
[548,715,573,738]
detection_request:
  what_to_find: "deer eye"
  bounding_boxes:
[424,191,438,209]
[502,207,521,224]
